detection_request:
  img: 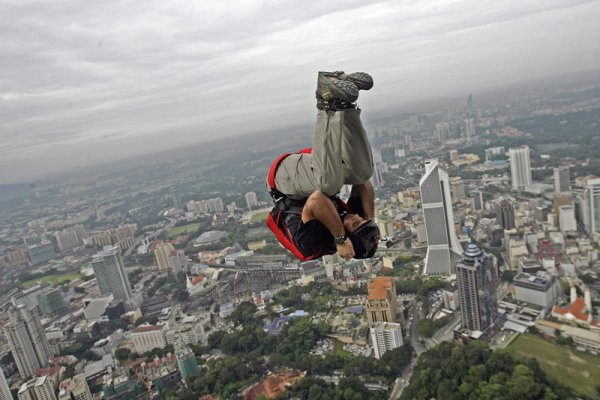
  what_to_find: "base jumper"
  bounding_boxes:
[266,71,380,261]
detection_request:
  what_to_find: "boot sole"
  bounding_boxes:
[317,76,359,102]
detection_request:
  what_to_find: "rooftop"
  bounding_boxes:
[553,298,590,322]
[132,324,163,333]
[368,277,394,301]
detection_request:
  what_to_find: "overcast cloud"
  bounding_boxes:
[1,0,599,183]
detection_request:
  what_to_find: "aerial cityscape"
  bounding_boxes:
[1,73,600,399]
[2,1,600,400]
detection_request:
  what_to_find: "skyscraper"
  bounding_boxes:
[91,246,132,301]
[464,118,476,139]
[509,146,532,191]
[497,200,516,230]
[456,243,497,333]
[471,190,484,211]
[5,305,51,379]
[370,322,403,359]
[419,160,463,274]
[0,367,13,400]
[553,166,570,193]
[582,178,600,238]
[244,191,258,209]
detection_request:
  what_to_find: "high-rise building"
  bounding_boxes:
[448,176,465,203]
[5,306,51,379]
[58,373,92,400]
[154,242,187,274]
[582,178,600,238]
[419,160,463,274]
[464,118,476,139]
[471,190,484,211]
[244,192,258,209]
[497,200,516,230]
[456,243,497,334]
[373,162,385,188]
[0,367,13,400]
[91,246,132,301]
[449,149,459,163]
[370,322,403,359]
[365,277,397,325]
[53,224,86,253]
[509,146,532,191]
[176,347,199,381]
[18,375,56,400]
[553,166,570,194]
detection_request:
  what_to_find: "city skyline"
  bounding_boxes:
[1,0,600,183]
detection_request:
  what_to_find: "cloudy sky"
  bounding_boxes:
[1,0,599,183]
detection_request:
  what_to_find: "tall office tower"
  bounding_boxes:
[244,192,258,209]
[497,200,516,230]
[509,146,532,191]
[472,190,484,211]
[0,367,13,400]
[370,322,403,359]
[365,277,397,325]
[448,177,465,203]
[419,160,463,274]
[456,243,497,333]
[373,162,385,188]
[553,166,570,194]
[582,178,600,238]
[5,306,51,379]
[558,205,577,233]
[464,118,476,139]
[91,246,132,301]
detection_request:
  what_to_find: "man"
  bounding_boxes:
[267,71,380,260]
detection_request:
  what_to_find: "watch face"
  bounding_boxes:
[335,235,347,244]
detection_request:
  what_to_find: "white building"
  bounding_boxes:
[370,322,403,359]
[244,192,258,209]
[513,272,560,311]
[558,205,577,234]
[582,178,600,238]
[419,160,463,274]
[509,146,532,191]
[131,325,168,353]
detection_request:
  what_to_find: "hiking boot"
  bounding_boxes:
[320,71,374,91]
[316,72,359,103]
[340,72,373,90]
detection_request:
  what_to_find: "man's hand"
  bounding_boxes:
[336,239,355,260]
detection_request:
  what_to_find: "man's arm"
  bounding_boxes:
[302,190,355,259]
[350,180,375,220]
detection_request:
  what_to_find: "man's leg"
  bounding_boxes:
[310,110,347,196]
[341,108,374,185]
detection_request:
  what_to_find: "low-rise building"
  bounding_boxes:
[513,272,560,311]
[58,373,92,400]
[131,325,168,354]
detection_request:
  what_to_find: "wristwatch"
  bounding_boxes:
[334,234,348,245]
